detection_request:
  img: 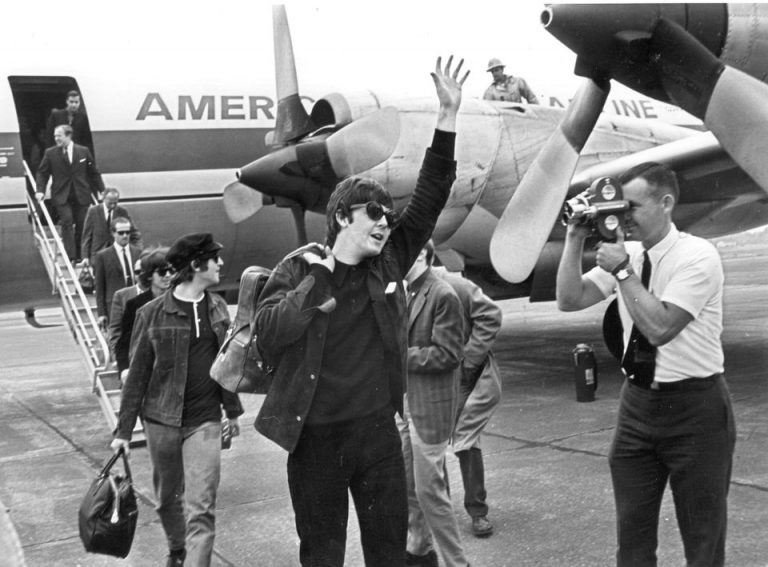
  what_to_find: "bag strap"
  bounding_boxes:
[101,447,132,481]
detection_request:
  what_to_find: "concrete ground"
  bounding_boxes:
[1,238,766,566]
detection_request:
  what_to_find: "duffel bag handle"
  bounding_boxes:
[100,447,132,481]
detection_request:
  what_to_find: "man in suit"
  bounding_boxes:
[45,90,92,151]
[108,256,146,365]
[93,217,141,328]
[436,268,503,538]
[81,188,131,265]
[35,124,105,262]
[398,240,469,567]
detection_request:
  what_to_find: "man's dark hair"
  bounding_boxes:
[170,250,217,286]
[325,176,394,247]
[110,216,131,232]
[619,162,680,204]
[138,247,169,288]
[66,90,80,99]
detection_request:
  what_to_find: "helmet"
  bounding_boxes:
[486,57,505,72]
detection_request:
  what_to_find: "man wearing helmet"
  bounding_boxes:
[483,57,539,104]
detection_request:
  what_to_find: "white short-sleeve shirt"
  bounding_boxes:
[585,224,724,382]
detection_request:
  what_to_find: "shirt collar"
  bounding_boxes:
[646,223,679,264]
[408,268,430,295]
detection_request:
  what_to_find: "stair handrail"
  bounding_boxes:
[23,160,112,378]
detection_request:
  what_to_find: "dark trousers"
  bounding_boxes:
[608,376,736,567]
[457,448,488,518]
[54,193,88,261]
[287,408,408,567]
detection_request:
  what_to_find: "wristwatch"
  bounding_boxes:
[612,255,633,282]
[615,265,634,281]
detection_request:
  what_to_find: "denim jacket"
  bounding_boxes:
[255,147,456,452]
[115,290,243,440]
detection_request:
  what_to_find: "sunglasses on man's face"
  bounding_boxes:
[155,266,175,277]
[114,230,131,236]
[349,201,398,226]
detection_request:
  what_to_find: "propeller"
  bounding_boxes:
[489,78,610,283]
[648,18,768,196]
[236,106,400,206]
[222,181,263,224]
[226,104,400,249]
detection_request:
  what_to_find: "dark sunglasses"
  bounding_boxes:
[155,266,175,276]
[349,201,398,225]
[198,253,221,264]
[114,230,131,236]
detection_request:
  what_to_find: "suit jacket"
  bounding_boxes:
[406,269,465,444]
[108,284,143,358]
[94,244,142,319]
[36,143,105,205]
[116,289,154,372]
[81,204,131,262]
[46,108,92,149]
[435,268,503,452]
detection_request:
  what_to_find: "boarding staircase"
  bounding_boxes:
[23,161,144,445]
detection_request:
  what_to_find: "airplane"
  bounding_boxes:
[1,3,766,314]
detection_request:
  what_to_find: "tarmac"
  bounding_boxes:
[0,237,766,567]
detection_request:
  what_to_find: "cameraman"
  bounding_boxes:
[555,162,735,566]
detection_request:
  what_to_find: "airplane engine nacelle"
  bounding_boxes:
[309,92,385,129]
[543,3,768,103]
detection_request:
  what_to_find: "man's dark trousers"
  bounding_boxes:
[287,408,407,566]
[609,376,736,567]
[56,191,88,261]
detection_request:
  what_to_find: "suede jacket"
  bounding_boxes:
[255,147,456,452]
[115,290,243,440]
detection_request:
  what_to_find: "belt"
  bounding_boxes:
[629,373,721,392]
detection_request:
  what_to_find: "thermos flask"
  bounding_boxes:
[572,343,598,402]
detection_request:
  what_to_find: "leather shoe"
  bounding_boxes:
[166,548,186,567]
[405,549,439,566]
[472,515,494,537]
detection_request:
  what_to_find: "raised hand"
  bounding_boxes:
[596,225,629,273]
[431,55,470,132]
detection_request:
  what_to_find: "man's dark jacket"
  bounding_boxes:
[46,108,92,149]
[36,143,105,205]
[255,147,456,452]
[115,290,243,440]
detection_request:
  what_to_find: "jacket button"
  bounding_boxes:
[310,373,316,380]
[296,416,302,422]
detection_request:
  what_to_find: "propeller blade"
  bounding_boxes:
[489,78,609,283]
[706,68,768,195]
[222,181,263,223]
[647,18,768,196]
[271,5,312,144]
[290,204,309,247]
[326,106,400,178]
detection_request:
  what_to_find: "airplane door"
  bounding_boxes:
[8,76,95,180]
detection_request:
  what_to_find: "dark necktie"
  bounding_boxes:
[62,147,70,165]
[121,247,133,286]
[621,251,655,385]
[107,209,112,229]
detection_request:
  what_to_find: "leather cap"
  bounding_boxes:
[167,233,223,269]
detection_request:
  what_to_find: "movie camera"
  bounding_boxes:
[561,177,630,241]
